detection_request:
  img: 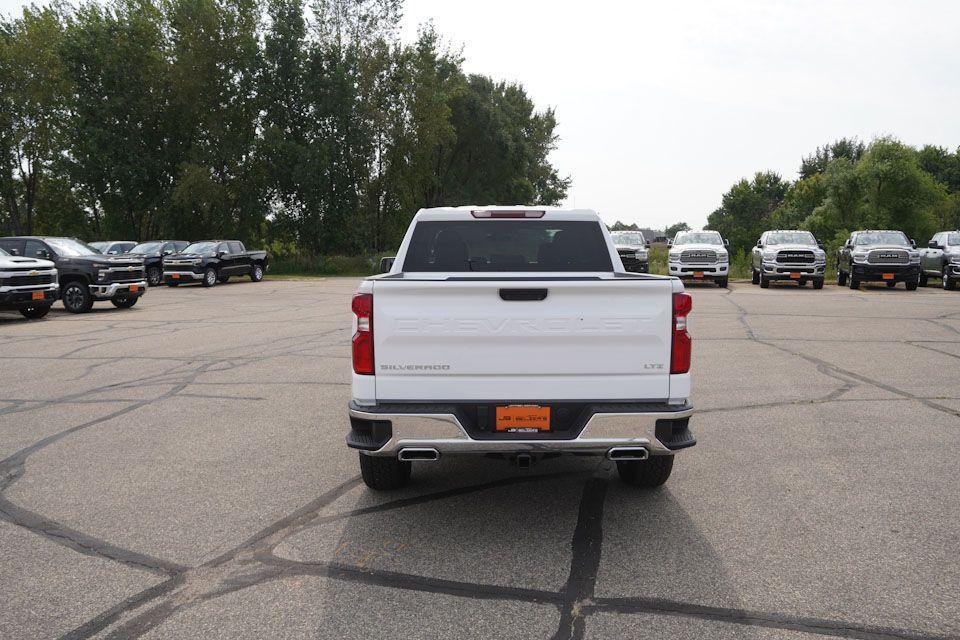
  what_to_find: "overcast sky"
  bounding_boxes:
[3,0,959,229]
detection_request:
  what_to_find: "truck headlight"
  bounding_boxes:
[908,251,920,264]
[949,253,960,265]
[635,250,648,260]
[98,270,109,281]
[668,252,680,262]
[718,252,729,263]
[761,250,776,261]
[815,253,826,264]
[852,251,869,263]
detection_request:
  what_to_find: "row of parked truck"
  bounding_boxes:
[609,227,960,291]
[0,236,269,318]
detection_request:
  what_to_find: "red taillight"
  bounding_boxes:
[671,292,692,374]
[352,293,374,375]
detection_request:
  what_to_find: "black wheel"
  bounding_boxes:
[359,453,411,490]
[202,267,217,287]
[848,275,859,290]
[19,305,51,319]
[812,278,824,290]
[945,267,957,291]
[62,281,93,313]
[218,275,230,283]
[751,268,759,285]
[798,279,807,287]
[919,272,928,287]
[250,263,264,282]
[616,455,674,488]
[886,281,896,288]
[147,266,161,286]
[111,296,139,309]
[759,274,770,288]
[905,279,918,291]
[716,277,728,288]
[837,269,847,286]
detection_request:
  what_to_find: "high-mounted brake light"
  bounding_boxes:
[471,210,546,219]
[670,292,692,374]
[352,293,374,375]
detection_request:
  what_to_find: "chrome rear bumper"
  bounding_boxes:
[347,403,694,457]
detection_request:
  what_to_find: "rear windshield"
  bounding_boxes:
[403,220,614,272]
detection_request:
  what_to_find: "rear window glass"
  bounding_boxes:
[402,220,614,272]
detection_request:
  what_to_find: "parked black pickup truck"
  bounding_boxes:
[162,240,268,287]
[0,236,146,312]
[126,240,190,286]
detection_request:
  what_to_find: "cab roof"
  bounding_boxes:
[413,206,601,222]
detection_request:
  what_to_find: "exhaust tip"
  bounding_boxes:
[606,447,649,461]
[398,448,440,462]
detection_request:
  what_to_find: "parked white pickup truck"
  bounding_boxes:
[347,207,695,490]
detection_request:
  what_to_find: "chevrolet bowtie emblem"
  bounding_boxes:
[29,270,38,275]
[127,266,134,270]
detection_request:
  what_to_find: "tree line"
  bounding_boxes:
[0,0,569,258]
[706,137,960,257]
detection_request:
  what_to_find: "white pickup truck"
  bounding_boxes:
[347,207,694,490]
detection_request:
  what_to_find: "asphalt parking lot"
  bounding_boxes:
[1,279,959,640]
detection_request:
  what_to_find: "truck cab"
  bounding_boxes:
[667,230,729,287]
[918,231,960,290]
[751,230,826,288]
[836,230,921,290]
[347,207,694,491]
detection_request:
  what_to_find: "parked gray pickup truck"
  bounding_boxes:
[751,230,826,288]
[918,231,960,290]
[836,230,921,290]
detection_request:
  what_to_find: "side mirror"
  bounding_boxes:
[910,239,916,248]
[379,256,396,273]
[645,240,651,248]
[844,240,852,248]
[927,240,937,249]
[724,239,730,246]
[817,242,824,249]
[756,240,762,247]
[666,239,673,246]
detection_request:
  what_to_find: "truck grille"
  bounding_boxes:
[4,274,55,286]
[103,266,145,282]
[679,250,717,264]
[776,250,815,264]
[867,249,909,265]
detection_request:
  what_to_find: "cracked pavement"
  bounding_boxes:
[1,279,959,639]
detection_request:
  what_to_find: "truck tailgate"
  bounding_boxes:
[372,278,673,401]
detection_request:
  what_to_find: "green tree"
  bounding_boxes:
[663,221,689,237]
[0,5,70,235]
[707,171,788,253]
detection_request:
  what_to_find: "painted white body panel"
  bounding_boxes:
[352,207,688,405]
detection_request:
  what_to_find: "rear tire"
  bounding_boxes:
[202,267,217,288]
[359,453,411,490]
[945,267,957,291]
[886,281,896,288]
[751,268,759,285]
[837,269,847,286]
[848,275,859,290]
[62,281,93,313]
[617,455,674,488]
[798,279,807,287]
[250,263,264,282]
[906,279,918,291]
[218,275,230,284]
[19,305,51,319]
[812,278,824,289]
[759,274,770,288]
[919,272,928,287]
[111,296,139,309]
[716,277,728,288]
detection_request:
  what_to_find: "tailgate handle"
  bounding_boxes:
[499,288,548,301]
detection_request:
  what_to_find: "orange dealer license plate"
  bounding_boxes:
[129,285,139,292]
[495,405,551,432]
[31,291,44,300]
[882,273,894,280]
[172,273,180,279]
[790,272,801,279]
[693,271,704,278]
